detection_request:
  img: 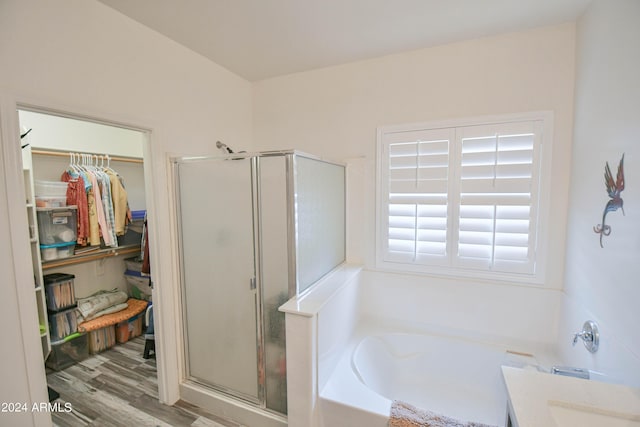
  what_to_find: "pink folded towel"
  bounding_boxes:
[389,400,497,427]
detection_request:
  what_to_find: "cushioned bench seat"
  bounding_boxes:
[78,298,148,332]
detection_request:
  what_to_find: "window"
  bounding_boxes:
[377,113,550,283]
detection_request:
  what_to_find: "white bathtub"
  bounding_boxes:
[282,266,559,427]
[320,330,543,427]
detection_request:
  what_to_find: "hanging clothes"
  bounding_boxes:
[61,153,132,248]
[86,180,101,247]
[84,169,112,247]
[106,169,129,236]
[95,169,118,247]
[61,172,89,246]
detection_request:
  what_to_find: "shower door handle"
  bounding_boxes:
[250,277,256,290]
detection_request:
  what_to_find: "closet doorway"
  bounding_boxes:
[18,108,161,424]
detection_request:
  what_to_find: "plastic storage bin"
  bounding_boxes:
[35,180,68,197]
[35,196,67,208]
[115,313,143,344]
[46,333,88,371]
[129,210,146,233]
[88,325,116,354]
[118,210,146,246]
[125,270,152,301]
[37,206,77,245]
[44,273,76,312]
[40,241,76,261]
[124,256,143,273]
[48,307,78,341]
[35,181,68,206]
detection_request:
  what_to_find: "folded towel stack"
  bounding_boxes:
[76,289,128,321]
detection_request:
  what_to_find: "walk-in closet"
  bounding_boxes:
[18,109,161,425]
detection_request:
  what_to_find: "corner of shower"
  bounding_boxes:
[171,150,345,425]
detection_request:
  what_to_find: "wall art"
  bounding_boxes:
[593,153,625,247]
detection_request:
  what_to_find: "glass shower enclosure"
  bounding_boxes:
[173,151,345,416]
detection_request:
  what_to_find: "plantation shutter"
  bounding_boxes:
[454,121,540,274]
[379,117,544,278]
[382,128,454,266]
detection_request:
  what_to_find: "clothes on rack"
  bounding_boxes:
[61,172,89,246]
[61,155,131,248]
[107,169,130,236]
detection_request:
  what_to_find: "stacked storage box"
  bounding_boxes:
[44,273,76,312]
[37,206,77,261]
[115,312,143,344]
[45,333,89,371]
[49,308,78,342]
[34,180,68,208]
[118,209,146,246]
[124,256,152,301]
[88,325,116,354]
[44,273,88,370]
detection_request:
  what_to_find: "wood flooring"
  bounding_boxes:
[47,336,244,427]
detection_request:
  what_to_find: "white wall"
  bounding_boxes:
[19,111,147,211]
[0,141,50,427]
[253,23,577,292]
[18,110,144,158]
[0,0,252,424]
[559,0,640,387]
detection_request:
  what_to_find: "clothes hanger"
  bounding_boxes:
[103,154,116,173]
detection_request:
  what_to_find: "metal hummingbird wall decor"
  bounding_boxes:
[593,153,625,248]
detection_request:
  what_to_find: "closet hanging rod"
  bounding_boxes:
[31,149,143,164]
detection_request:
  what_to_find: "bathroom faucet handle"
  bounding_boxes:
[572,330,591,346]
[572,320,599,353]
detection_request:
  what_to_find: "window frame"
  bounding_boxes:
[375,112,553,285]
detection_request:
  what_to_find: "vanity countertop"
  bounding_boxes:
[502,366,640,427]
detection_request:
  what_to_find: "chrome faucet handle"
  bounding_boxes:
[572,330,592,346]
[572,320,599,353]
[572,332,579,346]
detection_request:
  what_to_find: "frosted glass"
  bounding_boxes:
[174,152,345,414]
[258,156,289,413]
[176,158,259,401]
[295,156,345,293]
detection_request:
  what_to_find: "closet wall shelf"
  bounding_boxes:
[42,244,140,270]
[31,148,143,164]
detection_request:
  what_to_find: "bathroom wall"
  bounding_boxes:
[0,143,50,427]
[559,0,640,387]
[253,24,577,352]
[253,23,576,292]
[0,0,253,421]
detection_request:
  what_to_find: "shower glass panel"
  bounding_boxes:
[176,157,260,402]
[295,156,346,294]
[258,155,289,413]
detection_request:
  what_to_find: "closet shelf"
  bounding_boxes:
[31,148,143,164]
[42,244,140,270]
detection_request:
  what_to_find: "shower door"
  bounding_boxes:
[174,150,344,415]
[176,157,261,402]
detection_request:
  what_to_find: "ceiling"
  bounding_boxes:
[97,0,591,82]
